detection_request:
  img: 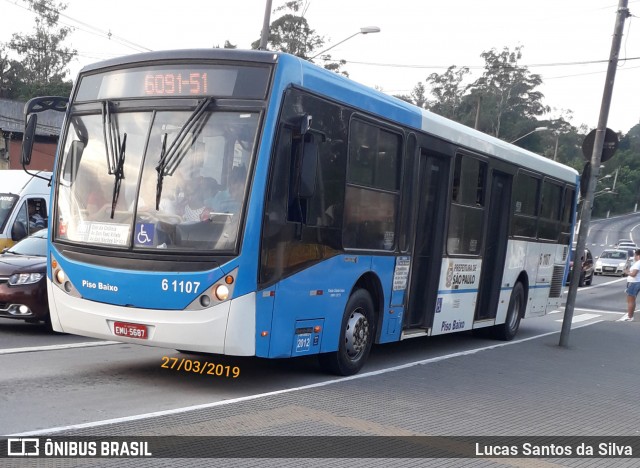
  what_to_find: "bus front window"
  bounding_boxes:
[55,107,258,253]
[136,111,258,252]
[57,113,149,247]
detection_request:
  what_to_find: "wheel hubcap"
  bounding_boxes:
[345,309,369,360]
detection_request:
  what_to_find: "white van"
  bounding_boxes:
[0,170,51,250]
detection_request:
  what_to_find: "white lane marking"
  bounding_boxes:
[0,341,119,355]
[573,307,625,315]
[555,313,600,323]
[552,307,625,315]
[10,321,602,437]
[563,276,625,294]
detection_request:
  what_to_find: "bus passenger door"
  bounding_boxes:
[475,171,512,321]
[406,151,449,329]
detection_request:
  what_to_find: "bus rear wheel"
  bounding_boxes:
[492,282,524,341]
[319,289,375,376]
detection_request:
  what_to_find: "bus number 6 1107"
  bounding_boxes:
[161,279,201,294]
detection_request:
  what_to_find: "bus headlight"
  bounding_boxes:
[186,268,238,310]
[214,284,230,301]
[55,268,66,284]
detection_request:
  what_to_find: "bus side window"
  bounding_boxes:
[447,154,486,255]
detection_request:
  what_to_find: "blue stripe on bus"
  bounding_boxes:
[437,289,479,295]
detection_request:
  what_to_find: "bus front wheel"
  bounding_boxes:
[319,289,375,376]
[492,282,524,341]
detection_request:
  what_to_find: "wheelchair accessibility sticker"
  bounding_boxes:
[135,223,155,246]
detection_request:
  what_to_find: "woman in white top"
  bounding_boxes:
[619,249,640,322]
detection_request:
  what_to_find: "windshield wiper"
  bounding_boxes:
[155,97,212,210]
[101,101,127,219]
[155,133,168,210]
[110,134,127,218]
[102,101,118,174]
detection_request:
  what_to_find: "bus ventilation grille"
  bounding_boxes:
[549,266,565,298]
[562,246,568,262]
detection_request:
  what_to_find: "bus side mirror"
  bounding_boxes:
[21,114,38,166]
[298,134,318,199]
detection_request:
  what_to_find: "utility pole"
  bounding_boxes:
[258,0,273,50]
[560,0,630,346]
[474,95,482,130]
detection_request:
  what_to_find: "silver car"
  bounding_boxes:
[594,249,629,276]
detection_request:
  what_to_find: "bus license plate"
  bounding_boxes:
[114,321,148,339]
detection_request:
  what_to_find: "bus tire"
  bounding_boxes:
[492,282,524,341]
[319,289,375,376]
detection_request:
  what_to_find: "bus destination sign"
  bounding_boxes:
[75,64,270,101]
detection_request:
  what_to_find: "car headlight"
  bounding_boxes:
[619,262,626,268]
[595,261,602,267]
[9,272,44,285]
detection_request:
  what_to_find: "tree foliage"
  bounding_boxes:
[251,1,324,58]
[593,123,640,217]
[426,65,470,119]
[470,46,548,139]
[395,81,429,109]
[251,0,348,75]
[401,44,639,216]
[3,0,76,100]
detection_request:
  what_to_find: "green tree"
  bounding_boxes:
[7,0,76,100]
[0,44,15,97]
[214,40,237,49]
[251,1,324,58]
[394,81,429,109]
[426,65,470,120]
[468,46,548,140]
[594,124,640,217]
[251,1,347,75]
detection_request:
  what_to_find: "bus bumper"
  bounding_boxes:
[48,282,256,356]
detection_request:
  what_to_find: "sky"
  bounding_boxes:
[2,0,639,133]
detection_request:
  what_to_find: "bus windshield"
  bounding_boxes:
[55,107,259,252]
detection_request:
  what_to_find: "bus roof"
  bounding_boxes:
[75,48,578,185]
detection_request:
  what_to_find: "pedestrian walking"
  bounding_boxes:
[619,248,640,322]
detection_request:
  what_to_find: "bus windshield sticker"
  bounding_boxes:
[393,256,410,291]
[135,223,155,246]
[87,222,130,246]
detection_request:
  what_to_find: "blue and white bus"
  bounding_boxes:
[21,49,578,375]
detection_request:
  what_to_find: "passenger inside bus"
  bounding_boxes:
[204,165,247,217]
[181,179,206,222]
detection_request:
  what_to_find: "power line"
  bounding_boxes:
[2,0,151,52]
[324,56,640,71]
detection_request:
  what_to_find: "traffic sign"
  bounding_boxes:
[582,128,619,162]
